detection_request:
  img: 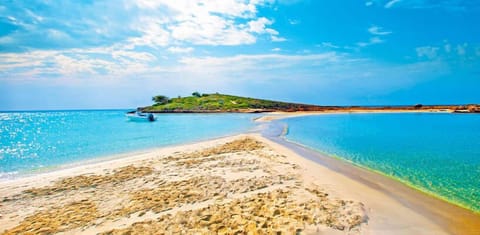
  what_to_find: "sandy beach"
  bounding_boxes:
[254,110,451,122]
[1,134,479,234]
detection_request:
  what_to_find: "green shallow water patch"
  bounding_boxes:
[283,113,480,213]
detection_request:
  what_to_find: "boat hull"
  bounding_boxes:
[126,114,156,122]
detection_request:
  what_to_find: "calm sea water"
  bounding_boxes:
[0,110,257,178]
[282,113,480,213]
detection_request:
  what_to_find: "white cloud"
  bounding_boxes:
[379,1,470,11]
[46,29,73,41]
[417,43,479,60]
[353,26,391,48]
[126,17,171,48]
[247,17,286,42]
[167,46,194,53]
[25,9,44,23]
[385,0,402,8]
[319,42,341,49]
[265,28,278,35]
[370,37,383,44]
[288,19,300,25]
[169,13,256,46]
[0,51,56,71]
[111,50,157,62]
[124,0,283,46]
[357,37,384,47]
[0,0,287,81]
[272,48,281,51]
[271,35,287,42]
[133,0,262,18]
[248,17,273,33]
[353,26,392,48]
[0,46,158,79]
[0,35,14,44]
[368,26,392,35]
[416,46,439,59]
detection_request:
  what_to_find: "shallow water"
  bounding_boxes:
[282,113,480,212]
[0,110,257,177]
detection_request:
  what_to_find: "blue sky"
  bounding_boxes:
[0,0,479,110]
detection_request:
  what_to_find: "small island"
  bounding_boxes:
[140,92,479,114]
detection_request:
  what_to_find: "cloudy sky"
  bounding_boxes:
[1,0,479,110]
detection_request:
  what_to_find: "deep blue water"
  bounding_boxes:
[0,110,257,177]
[282,113,480,212]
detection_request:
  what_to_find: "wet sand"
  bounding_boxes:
[0,134,478,234]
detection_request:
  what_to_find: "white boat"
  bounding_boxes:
[126,111,156,122]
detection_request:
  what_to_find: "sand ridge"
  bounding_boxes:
[0,137,367,234]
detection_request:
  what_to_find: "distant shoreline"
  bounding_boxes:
[143,105,479,114]
[142,93,480,114]
[254,109,452,122]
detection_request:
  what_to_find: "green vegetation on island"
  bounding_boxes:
[142,92,480,113]
[143,92,322,113]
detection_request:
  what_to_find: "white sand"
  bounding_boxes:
[254,110,450,122]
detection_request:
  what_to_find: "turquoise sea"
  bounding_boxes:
[0,110,258,178]
[282,113,480,213]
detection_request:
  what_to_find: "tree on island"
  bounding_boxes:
[192,91,201,97]
[152,95,170,105]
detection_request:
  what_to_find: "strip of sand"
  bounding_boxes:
[0,134,478,234]
[254,110,450,122]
